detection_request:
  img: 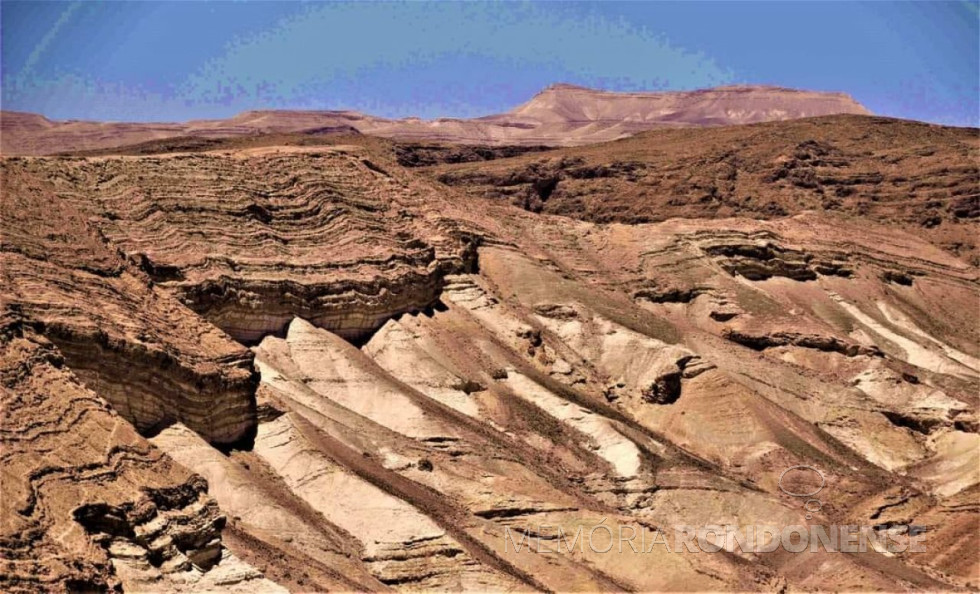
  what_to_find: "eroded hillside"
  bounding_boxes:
[430,115,980,265]
[1,120,978,592]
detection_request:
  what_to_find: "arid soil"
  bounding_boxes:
[0,84,869,155]
[1,111,978,593]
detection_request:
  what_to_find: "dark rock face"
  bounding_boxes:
[723,329,883,357]
[709,310,739,322]
[642,371,683,404]
[703,242,852,281]
[633,285,706,303]
[394,143,552,167]
[882,270,915,286]
[438,156,646,214]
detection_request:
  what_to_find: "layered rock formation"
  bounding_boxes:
[0,161,256,445]
[433,114,980,264]
[1,114,977,592]
[0,318,279,593]
[0,84,870,155]
[7,147,477,344]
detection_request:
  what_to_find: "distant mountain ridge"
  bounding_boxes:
[508,83,868,124]
[0,84,871,154]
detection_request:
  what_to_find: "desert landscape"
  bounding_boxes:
[1,74,978,593]
[0,84,870,155]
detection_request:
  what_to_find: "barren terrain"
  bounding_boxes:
[1,84,869,155]
[1,106,978,593]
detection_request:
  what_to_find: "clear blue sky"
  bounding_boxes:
[2,1,977,126]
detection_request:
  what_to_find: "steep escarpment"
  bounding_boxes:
[0,162,256,445]
[1,145,488,590]
[432,115,980,263]
[0,318,280,593]
[12,148,478,344]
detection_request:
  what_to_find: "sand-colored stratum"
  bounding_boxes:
[1,105,977,592]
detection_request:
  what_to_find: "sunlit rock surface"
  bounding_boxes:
[1,114,976,591]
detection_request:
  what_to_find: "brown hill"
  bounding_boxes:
[430,114,980,265]
[508,83,869,126]
[0,84,869,155]
[1,116,977,592]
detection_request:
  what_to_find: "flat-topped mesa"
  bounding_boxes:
[509,83,871,126]
[16,147,478,345]
[0,162,257,445]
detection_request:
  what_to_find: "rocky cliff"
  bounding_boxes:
[0,317,280,593]
[8,148,477,344]
[1,162,257,445]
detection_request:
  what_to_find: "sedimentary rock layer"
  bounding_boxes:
[1,119,977,591]
[0,319,277,593]
[0,162,256,445]
[432,115,979,263]
[9,147,477,344]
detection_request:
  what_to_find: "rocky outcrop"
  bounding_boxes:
[529,300,711,405]
[0,320,275,593]
[0,163,256,445]
[432,115,979,263]
[394,143,552,167]
[703,241,852,280]
[723,329,883,357]
[11,149,477,344]
[633,285,708,304]
[1,120,977,592]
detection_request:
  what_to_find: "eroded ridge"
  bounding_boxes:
[0,318,279,593]
[0,85,870,155]
[432,116,979,263]
[0,162,256,445]
[12,148,478,344]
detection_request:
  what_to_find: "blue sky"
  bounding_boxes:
[2,1,977,126]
